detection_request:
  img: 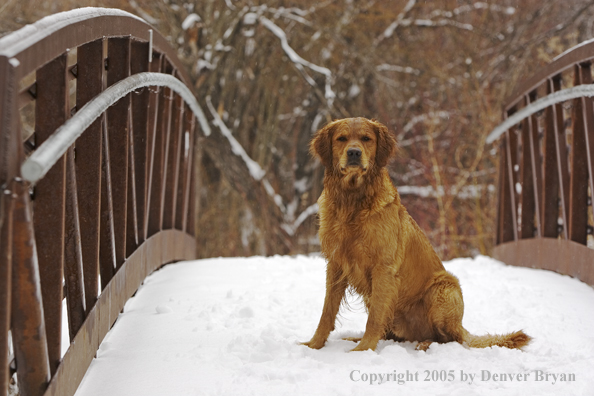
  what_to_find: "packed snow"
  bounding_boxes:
[74,255,594,396]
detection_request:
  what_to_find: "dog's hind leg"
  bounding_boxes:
[422,271,466,345]
[424,271,531,350]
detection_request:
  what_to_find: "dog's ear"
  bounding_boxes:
[310,121,337,168]
[373,120,397,168]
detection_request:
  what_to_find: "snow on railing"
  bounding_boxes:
[0,8,144,58]
[21,72,211,184]
[486,84,594,144]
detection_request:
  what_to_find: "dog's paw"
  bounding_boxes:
[342,337,362,343]
[300,338,326,350]
[350,340,378,352]
[415,341,432,351]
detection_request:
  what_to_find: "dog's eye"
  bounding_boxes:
[337,136,347,142]
[362,136,371,142]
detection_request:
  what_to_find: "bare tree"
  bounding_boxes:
[3,0,594,258]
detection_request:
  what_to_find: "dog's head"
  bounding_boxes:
[310,118,397,188]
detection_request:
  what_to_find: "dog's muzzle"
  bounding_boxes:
[346,148,362,166]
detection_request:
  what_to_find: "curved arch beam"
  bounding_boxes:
[486,84,594,144]
[0,8,142,58]
[0,8,192,84]
[21,72,211,183]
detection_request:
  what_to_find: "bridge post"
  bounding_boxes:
[0,54,19,396]
[0,57,20,187]
[0,189,14,396]
[11,179,51,396]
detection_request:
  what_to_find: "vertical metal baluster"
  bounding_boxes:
[126,107,139,257]
[148,59,173,237]
[176,107,194,231]
[578,63,594,239]
[520,95,536,239]
[99,113,117,289]
[549,76,570,239]
[542,79,561,238]
[145,54,164,239]
[76,38,103,313]
[129,40,150,246]
[505,121,519,241]
[106,37,131,268]
[569,64,589,244]
[164,91,184,230]
[34,53,68,375]
[526,92,543,237]
[182,117,197,234]
[64,147,86,340]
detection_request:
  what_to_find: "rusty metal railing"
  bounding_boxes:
[0,8,206,396]
[488,39,594,286]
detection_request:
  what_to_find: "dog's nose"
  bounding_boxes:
[347,148,362,159]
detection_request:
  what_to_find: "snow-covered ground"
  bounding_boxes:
[74,255,594,396]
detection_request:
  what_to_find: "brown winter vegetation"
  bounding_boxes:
[302,117,530,352]
[2,0,594,260]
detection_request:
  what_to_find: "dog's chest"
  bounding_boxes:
[320,208,385,288]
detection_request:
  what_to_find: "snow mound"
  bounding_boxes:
[75,255,594,396]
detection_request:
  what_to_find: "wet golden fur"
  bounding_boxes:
[302,117,531,352]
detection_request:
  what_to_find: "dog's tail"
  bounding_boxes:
[461,329,532,350]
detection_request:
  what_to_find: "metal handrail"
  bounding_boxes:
[490,39,594,287]
[0,8,143,58]
[0,8,203,396]
[0,7,193,86]
[486,84,594,143]
[21,72,211,183]
[503,38,594,112]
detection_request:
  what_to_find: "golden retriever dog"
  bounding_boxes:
[302,117,531,352]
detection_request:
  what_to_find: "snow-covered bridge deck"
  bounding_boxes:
[73,255,594,396]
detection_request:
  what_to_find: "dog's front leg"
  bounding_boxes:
[352,266,399,351]
[302,263,348,349]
